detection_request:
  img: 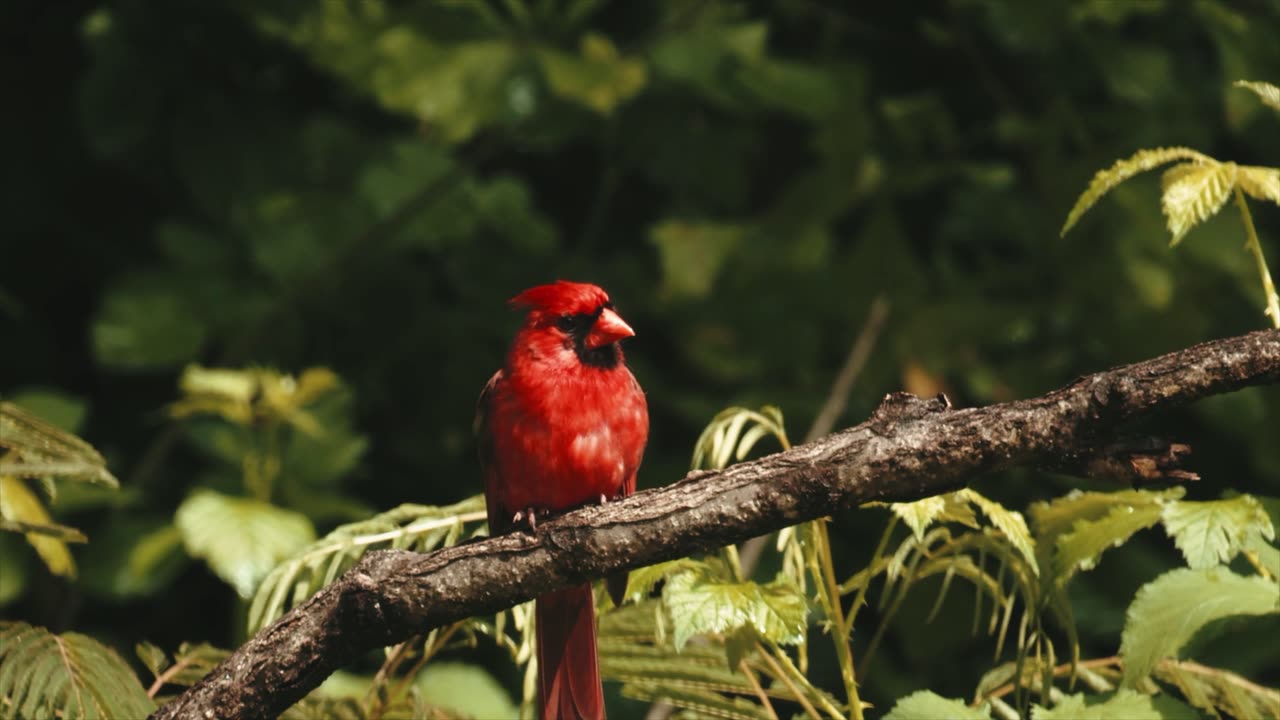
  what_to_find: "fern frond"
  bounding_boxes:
[1234,79,1280,113]
[1060,147,1213,237]
[1238,166,1280,205]
[0,401,118,487]
[247,497,487,632]
[0,621,153,720]
[1161,161,1237,246]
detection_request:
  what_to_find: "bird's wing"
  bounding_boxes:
[475,369,508,533]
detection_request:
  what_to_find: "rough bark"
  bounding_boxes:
[151,329,1280,720]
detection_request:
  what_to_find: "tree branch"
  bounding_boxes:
[151,329,1280,720]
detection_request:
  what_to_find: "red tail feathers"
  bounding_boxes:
[536,584,604,720]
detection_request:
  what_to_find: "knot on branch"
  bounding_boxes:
[869,391,952,435]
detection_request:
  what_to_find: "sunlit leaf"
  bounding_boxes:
[884,690,990,720]
[1061,146,1212,236]
[1160,495,1276,569]
[0,476,78,578]
[663,570,807,650]
[0,401,118,488]
[0,621,154,720]
[1234,79,1280,112]
[1160,161,1237,246]
[959,489,1039,575]
[1052,502,1164,583]
[175,489,316,598]
[1237,165,1280,204]
[1119,568,1280,686]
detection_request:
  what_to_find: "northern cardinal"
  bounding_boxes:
[477,280,648,719]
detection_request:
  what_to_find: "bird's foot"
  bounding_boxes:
[511,507,547,533]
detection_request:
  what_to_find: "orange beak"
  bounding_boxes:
[585,307,635,349]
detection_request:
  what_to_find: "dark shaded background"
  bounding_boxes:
[3,0,1278,715]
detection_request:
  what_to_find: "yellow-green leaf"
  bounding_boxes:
[1238,165,1280,204]
[1120,568,1279,687]
[959,489,1039,575]
[885,690,990,720]
[0,401,118,488]
[663,571,808,650]
[1234,79,1280,112]
[0,475,77,577]
[175,489,315,598]
[536,34,647,114]
[1061,146,1212,236]
[1160,161,1237,246]
[1161,495,1276,569]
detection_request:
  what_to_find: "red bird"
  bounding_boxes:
[477,281,648,720]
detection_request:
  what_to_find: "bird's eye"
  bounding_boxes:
[555,315,578,333]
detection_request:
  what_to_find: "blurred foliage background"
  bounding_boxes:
[2,0,1279,716]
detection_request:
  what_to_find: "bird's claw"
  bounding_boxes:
[512,507,543,533]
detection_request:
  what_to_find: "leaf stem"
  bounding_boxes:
[1233,187,1280,328]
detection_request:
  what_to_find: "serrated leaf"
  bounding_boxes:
[663,571,808,650]
[1061,147,1212,236]
[625,559,715,602]
[1161,161,1237,246]
[0,621,155,720]
[1032,689,1198,720]
[1153,658,1280,720]
[886,495,948,542]
[1234,80,1280,112]
[1053,502,1165,583]
[959,489,1039,575]
[1120,568,1280,686]
[0,475,78,577]
[884,690,990,720]
[1161,495,1276,569]
[135,642,169,678]
[175,489,315,598]
[1237,165,1280,204]
[1031,488,1183,543]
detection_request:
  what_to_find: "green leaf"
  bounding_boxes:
[1237,165,1280,205]
[0,476,78,578]
[1120,567,1280,686]
[91,275,207,369]
[4,389,87,435]
[959,489,1039,575]
[0,621,154,720]
[1160,161,1237,246]
[1031,488,1183,542]
[1161,495,1276,569]
[248,498,486,631]
[618,683,771,720]
[1061,146,1212,236]
[1033,689,1198,720]
[81,518,188,598]
[650,220,744,300]
[175,490,315,598]
[412,662,518,720]
[134,642,169,679]
[663,571,807,650]
[624,558,716,602]
[536,33,647,114]
[884,690,990,720]
[1053,501,1165,583]
[1234,79,1280,112]
[0,401,119,488]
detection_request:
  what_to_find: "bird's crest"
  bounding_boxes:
[509,280,611,317]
